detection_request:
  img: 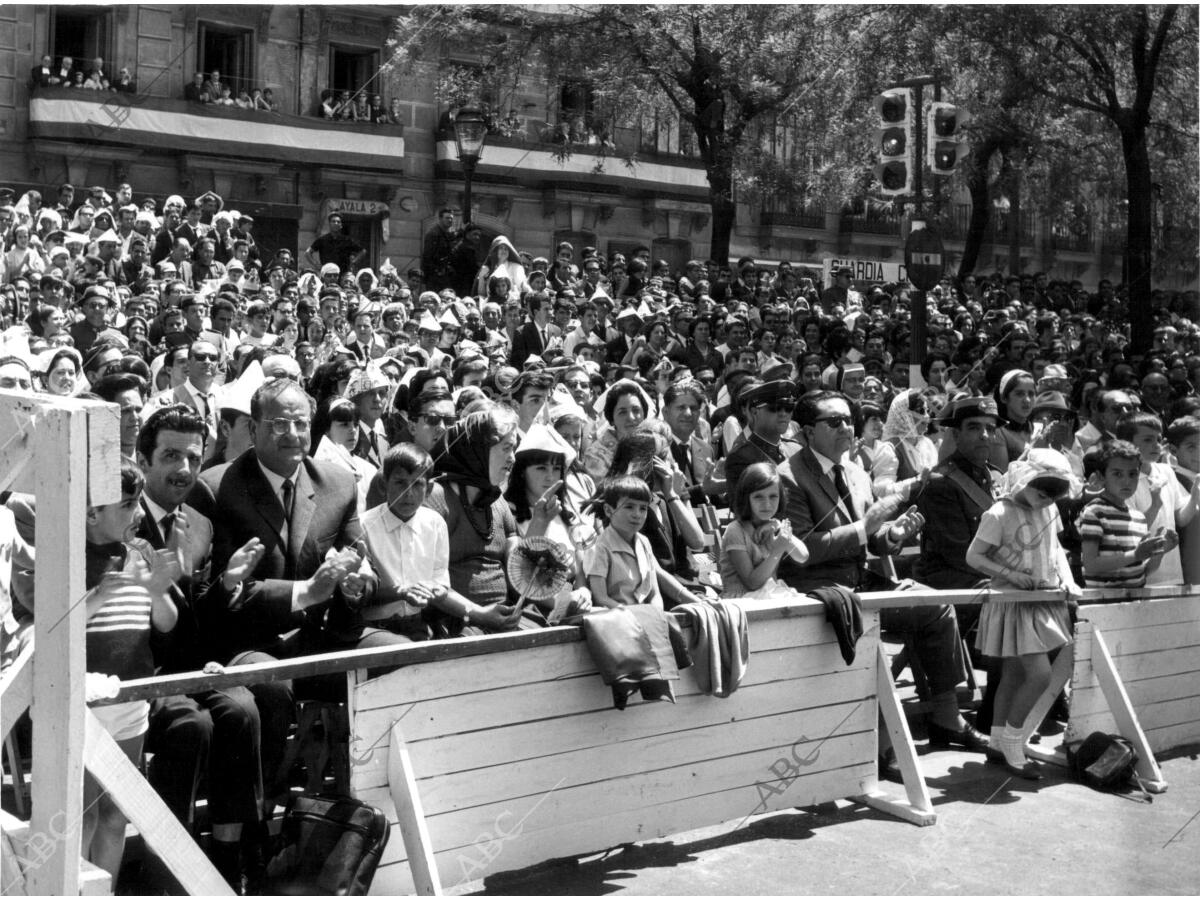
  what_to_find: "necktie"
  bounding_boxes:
[832,464,856,519]
[163,511,190,576]
[281,478,295,525]
[160,512,176,545]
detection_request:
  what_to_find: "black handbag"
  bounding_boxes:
[262,793,390,896]
[1069,732,1138,792]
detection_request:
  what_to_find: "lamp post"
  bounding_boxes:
[453,107,487,225]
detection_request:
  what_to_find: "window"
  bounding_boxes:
[330,46,379,97]
[52,6,112,72]
[198,23,254,96]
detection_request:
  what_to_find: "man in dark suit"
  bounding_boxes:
[508,291,555,369]
[30,54,56,87]
[136,406,266,890]
[145,339,221,460]
[199,380,406,801]
[782,390,987,753]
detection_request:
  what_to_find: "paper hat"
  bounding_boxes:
[516,421,577,470]
[345,363,391,399]
[417,310,442,332]
[214,360,265,417]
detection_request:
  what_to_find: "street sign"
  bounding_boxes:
[822,257,908,288]
[904,227,945,290]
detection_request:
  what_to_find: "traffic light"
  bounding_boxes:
[873,88,913,197]
[927,102,970,176]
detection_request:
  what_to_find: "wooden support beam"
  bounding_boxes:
[27,405,88,896]
[83,713,233,895]
[854,643,936,826]
[387,721,442,896]
[1090,628,1168,793]
[1019,643,1075,750]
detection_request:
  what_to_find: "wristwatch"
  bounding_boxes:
[462,608,471,626]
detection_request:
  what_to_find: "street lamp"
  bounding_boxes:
[453,107,487,225]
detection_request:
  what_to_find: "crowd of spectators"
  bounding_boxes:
[2,180,1200,892]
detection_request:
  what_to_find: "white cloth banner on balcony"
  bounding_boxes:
[30,97,404,164]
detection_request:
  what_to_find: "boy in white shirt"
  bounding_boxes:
[355,444,450,641]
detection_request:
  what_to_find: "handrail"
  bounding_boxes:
[99,585,1191,706]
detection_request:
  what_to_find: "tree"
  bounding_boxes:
[388,5,869,266]
[956,5,1198,350]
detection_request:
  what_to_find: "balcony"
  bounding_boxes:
[28,88,404,171]
[433,130,708,201]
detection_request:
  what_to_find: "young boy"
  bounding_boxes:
[585,475,695,609]
[354,444,449,641]
[1077,441,1173,587]
[83,462,179,881]
[1166,415,1200,584]
[1115,411,1197,586]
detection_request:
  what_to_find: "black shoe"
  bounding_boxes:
[986,754,1044,781]
[879,747,903,783]
[926,721,990,753]
[209,840,248,895]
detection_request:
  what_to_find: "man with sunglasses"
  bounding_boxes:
[146,339,223,461]
[723,379,802,497]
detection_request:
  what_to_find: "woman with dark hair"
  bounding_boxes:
[990,369,1037,472]
[425,404,538,636]
[39,347,82,396]
[852,400,886,471]
[311,396,376,513]
[581,378,651,479]
[123,316,153,362]
[307,356,360,412]
[475,235,527,299]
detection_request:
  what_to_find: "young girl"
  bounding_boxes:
[720,463,809,599]
[585,475,697,610]
[966,448,1081,780]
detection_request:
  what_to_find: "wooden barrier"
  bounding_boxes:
[345,597,935,896]
[0,389,231,896]
[1064,591,1200,773]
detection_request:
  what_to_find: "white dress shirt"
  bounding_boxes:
[358,504,449,619]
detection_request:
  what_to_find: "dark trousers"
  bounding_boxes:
[146,686,264,829]
[879,604,968,697]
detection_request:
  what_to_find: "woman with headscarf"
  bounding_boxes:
[990,369,1037,472]
[475,235,527,300]
[872,389,937,500]
[424,404,539,636]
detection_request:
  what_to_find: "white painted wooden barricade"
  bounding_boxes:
[347,597,933,896]
[0,389,231,896]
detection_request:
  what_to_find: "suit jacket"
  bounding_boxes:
[912,454,998,590]
[198,454,363,658]
[670,433,716,505]
[782,447,893,592]
[136,499,217,672]
[148,382,220,460]
[352,423,389,470]
[508,321,547,369]
[30,66,53,87]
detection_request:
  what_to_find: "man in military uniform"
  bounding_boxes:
[914,397,1002,596]
[723,378,802,498]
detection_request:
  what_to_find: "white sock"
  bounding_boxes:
[989,726,1005,750]
[1000,725,1026,767]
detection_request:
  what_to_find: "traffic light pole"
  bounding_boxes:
[889,74,942,389]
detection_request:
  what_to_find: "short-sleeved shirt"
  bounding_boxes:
[719,518,771,597]
[1131,461,1190,586]
[974,498,1062,590]
[308,231,364,272]
[1077,496,1148,587]
[585,525,661,608]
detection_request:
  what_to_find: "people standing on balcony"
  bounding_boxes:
[30,54,55,88]
[113,66,135,95]
[201,70,225,103]
[184,71,206,103]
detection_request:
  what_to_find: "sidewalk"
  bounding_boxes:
[463,740,1200,895]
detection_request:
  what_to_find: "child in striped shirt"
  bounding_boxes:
[1078,440,1175,587]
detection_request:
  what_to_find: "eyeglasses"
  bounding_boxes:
[814,414,853,428]
[420,413,457,428]
[191,352,219,363]
[266,417,310,435]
